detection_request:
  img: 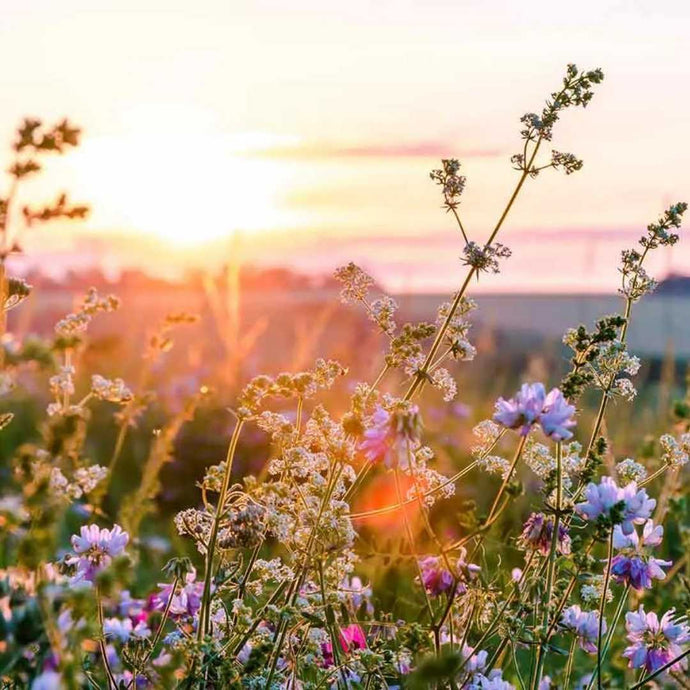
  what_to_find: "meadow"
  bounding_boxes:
[1,64,689,689]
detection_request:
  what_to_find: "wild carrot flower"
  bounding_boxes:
[575,476,655,534]
[611,521,671,591]
[623,606,690,674]
[359,403,421,468]
[68,524,129,584]
[518,512,571,556]
[561,605,606,654]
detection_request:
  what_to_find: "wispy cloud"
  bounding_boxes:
[257,140,501,159]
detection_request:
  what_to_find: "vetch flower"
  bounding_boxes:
[539,388,576,441]
[67,524,129,584]
[575,476,655,534]
[561,605,606,654]
[623,606,690,674]
[611,521,671,591]
[518,512,571,556]
[493,383,575,440]
[321,623,366,667]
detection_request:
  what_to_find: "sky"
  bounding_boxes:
[2,0,690,292]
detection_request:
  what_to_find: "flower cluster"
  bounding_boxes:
[66,524,129,585]
[494,383,576,440]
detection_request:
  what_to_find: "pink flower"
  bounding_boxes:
[322,624,366,666]
[359,404,421,469]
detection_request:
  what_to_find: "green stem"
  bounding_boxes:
[197,419,245,641]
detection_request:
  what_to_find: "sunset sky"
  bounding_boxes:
[3,0,689,292]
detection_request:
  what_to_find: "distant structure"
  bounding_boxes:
[655,274,690,296]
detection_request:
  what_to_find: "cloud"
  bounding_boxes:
[257,140,502,159]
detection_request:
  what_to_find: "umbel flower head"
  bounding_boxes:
[67,524,129,585]
[611,520,671,591]
[493,383,576,440]
[359,402,421,468]
[623,606,690,674]
[575,476,655,534]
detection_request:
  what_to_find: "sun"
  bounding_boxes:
[66,119,298,246]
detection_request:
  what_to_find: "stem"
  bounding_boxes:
[197,419,244,640]
[563,637,577,688]
[531,443,563,690]
[403,136,544,402]
[596,529,615,690]
[96,589,118,690]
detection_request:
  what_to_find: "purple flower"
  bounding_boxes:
[540,388,576,441]
[493,383,575,440]
[611,521,671,591]
[623,606,690,674]
[419,549,479,597]
[518,513,571,556]
[419,556,454,596]
[67,524,129,585]
[359,404,421,469]
[561,605,606,654]
[575,477,655,535]
[493,383,546,436]
[153,569,204,619]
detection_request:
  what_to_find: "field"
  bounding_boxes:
[1,63,690,690]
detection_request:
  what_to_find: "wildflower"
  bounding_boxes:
[659,433,690,468]
[68,524,129,584]
[321,623,366,666]
[616,458,648,484]
[623,606,690,674]
[493,383,575,440]
[334,262,374,303]
[581,575,613,605]
[430,159,466,211]
[153,568,204,619]
[419,549,479,597]
[467,670,515,689]
[31,671,62,690]
[518,513,571,556]
[461,643,488,673]
[431,367,457,401]
[561,605,605,653]
[575,476,655,534]
[419,556,454,596]
[104,617,151,643]
[359,403,421,469]
[91,375,133,403]
[340,576,373,616]
[611,521,671,591]
[369,295,398,335]
[540,388,577,441]
[462,241,512,274]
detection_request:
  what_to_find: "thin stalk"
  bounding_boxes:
[562,637,577,688]
[531,442,563,690]
[96,590,118,690]
[197,419,244,640]
[596,529,615,690]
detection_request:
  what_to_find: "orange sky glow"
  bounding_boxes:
[3,0,690,292]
